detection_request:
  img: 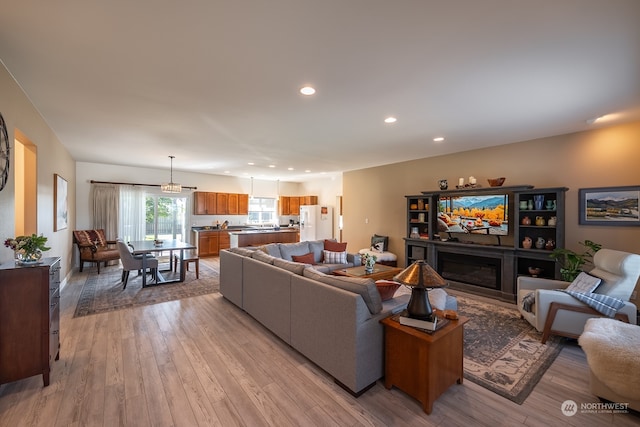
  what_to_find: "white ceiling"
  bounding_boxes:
[1,1,639,182]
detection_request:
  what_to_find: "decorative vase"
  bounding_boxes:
[522,237,532,249]
[16,250,43,265]
[521,216,531,225]
[535,237,546,249]
[545,239,555,250]
[548,216,557,227]
[535,216,546,226]
[364,258,375,273]
[533,195,544,210]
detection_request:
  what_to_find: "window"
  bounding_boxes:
[145,195,188,240]
[248,197,277,225]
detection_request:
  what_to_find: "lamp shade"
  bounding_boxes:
[394,260,446,321]
[394,260,446,288]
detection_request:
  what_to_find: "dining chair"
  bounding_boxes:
[116,240,159,289]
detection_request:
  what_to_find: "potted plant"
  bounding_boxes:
[549,239,601,282]
[4,234,51,264]
[362,252,377,273]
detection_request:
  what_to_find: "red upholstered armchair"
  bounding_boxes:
[72,229,120,273]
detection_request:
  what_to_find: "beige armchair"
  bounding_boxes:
[517,248,640,343]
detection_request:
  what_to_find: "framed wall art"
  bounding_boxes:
[578,186,640,226]
[54,173,68,231]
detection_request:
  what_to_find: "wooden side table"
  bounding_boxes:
[381,315,468,414]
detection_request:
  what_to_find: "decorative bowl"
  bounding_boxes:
[487,177,506,187]
[528,266,542,277]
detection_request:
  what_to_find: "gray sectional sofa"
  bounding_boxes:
[219,240,411,395]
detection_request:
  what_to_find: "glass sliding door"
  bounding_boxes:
[145,195,188,241]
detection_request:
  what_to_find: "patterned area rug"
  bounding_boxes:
[74,258,219,317]
[458,294,564,404]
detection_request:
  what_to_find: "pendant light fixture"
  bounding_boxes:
[161,155,182,193]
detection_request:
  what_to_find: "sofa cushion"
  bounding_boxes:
[273,257,308,275]
[308,240,325,263]
[323,250,347,264]
[279,241,311,261]
[292,252,315,265]
[227,247,256,257]
[304,268,383,314]
[252,250,277,264]
[261,243,282,258]
[324,239,347,252]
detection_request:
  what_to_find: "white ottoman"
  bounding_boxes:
[578,317,640,411]
[358,248,398,267]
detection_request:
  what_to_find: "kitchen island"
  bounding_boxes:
[229,228,299,247]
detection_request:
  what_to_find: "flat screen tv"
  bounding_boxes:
[438,194,509,236]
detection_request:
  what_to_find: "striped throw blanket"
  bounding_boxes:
[521,290,625,318]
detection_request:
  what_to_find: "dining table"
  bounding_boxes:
[127,239,196,287]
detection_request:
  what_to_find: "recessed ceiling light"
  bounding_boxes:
[248,162,255,166]
[305,170,311,173]
[384,117,397,124]
[224,170,230,174]
[433,137,445,142]
[268,164,276,168]
[287,167,294,171]
[300,86,316,96]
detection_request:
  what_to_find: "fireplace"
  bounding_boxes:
[437,252,501,290]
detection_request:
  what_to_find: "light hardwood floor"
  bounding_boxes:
[0,258,638,427]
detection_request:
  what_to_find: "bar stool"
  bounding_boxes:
[173,249,199,279]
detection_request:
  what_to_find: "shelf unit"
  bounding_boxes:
[404,186,567,301]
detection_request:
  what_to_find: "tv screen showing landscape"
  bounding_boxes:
[438,194,509,235]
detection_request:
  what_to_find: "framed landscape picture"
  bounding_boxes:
[579,186,640,226]
[54,173,68,231]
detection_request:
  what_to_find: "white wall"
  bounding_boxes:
[0,63,76,279]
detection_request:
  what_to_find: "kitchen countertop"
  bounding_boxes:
[228,228,298,235]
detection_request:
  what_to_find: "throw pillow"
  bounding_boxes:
[324,239,347,252]
[371,241,385,253]
[292,252,315,265]
[566,271,602,293]
[375,280,400,301]
[371,234,389,251]
[323,250,347,264]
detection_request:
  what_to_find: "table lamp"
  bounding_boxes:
[393,260,446,321]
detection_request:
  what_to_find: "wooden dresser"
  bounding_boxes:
[0,257,61,386]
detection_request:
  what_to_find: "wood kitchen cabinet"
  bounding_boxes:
[238,193,249,215]
[0,257,61,387]
[289,197,300,215]
[228,193,239,215]
[197,231,220,256]
[194,191,217,215]
[280,197,291,215]
[216,193,229,215]
[218,231,231,251]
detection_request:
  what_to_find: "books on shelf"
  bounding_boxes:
[399,315,437,331]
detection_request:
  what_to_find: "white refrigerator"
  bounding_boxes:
[299,205,333,241]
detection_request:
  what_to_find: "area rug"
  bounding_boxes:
[457,294,564,404]
[73,260,219,317]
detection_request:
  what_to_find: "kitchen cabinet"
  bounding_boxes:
[238,194,249,215]
[194,191,217,215]
[280,197,290,215]
[289,197,300,215]
[197,231,220,256]
[0,257,60,387]
[218,231,231,251]
[216,193,229,215]
[228,193,239,215]
[302,195,318,205]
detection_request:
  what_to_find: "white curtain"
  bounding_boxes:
[119,185,146,242]
[90,183,119,240]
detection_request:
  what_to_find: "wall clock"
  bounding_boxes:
[0,113,8,192]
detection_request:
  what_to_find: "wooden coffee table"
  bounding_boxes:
[333,264,403,281]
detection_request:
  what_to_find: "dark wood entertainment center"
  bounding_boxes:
[405,186,567,301]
